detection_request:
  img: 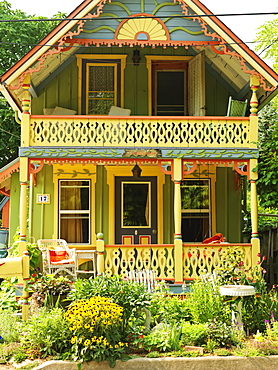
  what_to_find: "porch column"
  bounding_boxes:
[19,75,31,320]
[249,75,260,266]
[173,158,183,283]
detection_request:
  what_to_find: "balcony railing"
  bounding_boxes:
[104,243,253,281]
[29,115,251,148]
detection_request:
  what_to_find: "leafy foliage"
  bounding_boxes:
[256,104,278,209]
[65,296,129,367]
[21,308,72,358]
[69,275,151,331]
[255,18,278,74]
[148,292,191,325]
[0,1,65,166]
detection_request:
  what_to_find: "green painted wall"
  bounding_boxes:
[216,167,242,242]
[206,70,230,116]
[32,46,229,117]
[9,172,20,245]
[32,60,78,114]
[30,165,54,240]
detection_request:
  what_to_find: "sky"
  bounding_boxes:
[7,0,278,66]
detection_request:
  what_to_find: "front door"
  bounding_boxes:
[115,176,157,244]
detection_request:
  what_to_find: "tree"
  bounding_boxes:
[0,1,65,167]
[256,103,278,209]
[255,17,278,72]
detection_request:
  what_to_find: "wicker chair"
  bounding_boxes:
[37,239,77,278]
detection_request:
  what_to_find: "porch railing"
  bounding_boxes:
[29,115,251,148]
[103,243,253,281]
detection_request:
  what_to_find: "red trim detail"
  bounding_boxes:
[0,160,20,183]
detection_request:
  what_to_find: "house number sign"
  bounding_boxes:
[36,194,50,204]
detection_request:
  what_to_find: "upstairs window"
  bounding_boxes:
[77,55,127,115]
[86,63,117,115]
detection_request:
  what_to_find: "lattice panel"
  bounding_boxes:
[104,245,175,280]
[183,245,252,279]
[30,117,250,148]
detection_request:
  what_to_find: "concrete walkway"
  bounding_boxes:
[35,356,278,370]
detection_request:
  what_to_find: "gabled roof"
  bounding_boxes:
[1,0,278,111]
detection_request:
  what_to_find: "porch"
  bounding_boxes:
[95,238,255,283]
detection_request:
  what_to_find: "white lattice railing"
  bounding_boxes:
[103,243,253,281]
[29,115,251,148]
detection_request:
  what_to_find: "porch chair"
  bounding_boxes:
[37,239,77,278]
[227,96,248,116]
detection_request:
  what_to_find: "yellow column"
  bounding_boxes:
[173,159,183,283]
[250,159,260,266]
[19,74,31,319]
[21,74,31,147]
[249,75,260,266]
[96,233,105,275]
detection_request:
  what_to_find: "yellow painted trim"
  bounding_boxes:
[145,56,193,116]
[76,54,127,114]
[185,0,278,87]
[52,164,96,245]
[106,165,165,244]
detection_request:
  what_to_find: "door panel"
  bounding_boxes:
[115,177,157,244]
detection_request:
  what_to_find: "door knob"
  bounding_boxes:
[135,230,138,235]
[152,229,157,235]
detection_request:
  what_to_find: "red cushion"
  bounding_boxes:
[49,250,68,262]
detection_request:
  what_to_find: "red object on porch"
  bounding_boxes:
[202,233,225,244]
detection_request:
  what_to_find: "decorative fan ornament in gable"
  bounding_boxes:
[115,15,169,41]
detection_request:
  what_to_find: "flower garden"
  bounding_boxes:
[0,247,278,369]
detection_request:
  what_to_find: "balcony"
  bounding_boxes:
[29,115,252,149]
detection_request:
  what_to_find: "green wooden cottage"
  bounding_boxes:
[1,0,278,283]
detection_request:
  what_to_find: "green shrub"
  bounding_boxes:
[143,323,181,352]
[65,296,129,367]
[69,275,151,331]
[186,279,230,324]
[0,342,24,364]
[28,274,73,309]
[0,280,20,311]
[0,309,21,343]
[148,293,191,325]
[180,322,207,346]
[205,319,239,348]
[21,308,72,358]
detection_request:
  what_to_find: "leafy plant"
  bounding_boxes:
[69,275,151,331]
[65,296,129,367]
[143,323,181,352]
[186,278,230,324]
[205,319,239,348]
[0,308,21,343]
[28,273,73,309]
[0,342,23,364]
[148,292,191,325]
[180,322,207,346]
[0,280,20,311]
[21,308,72,358]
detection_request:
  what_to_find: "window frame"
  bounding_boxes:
[76,54,127,115]
[181,178,212,242]
[58,179,91,244]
